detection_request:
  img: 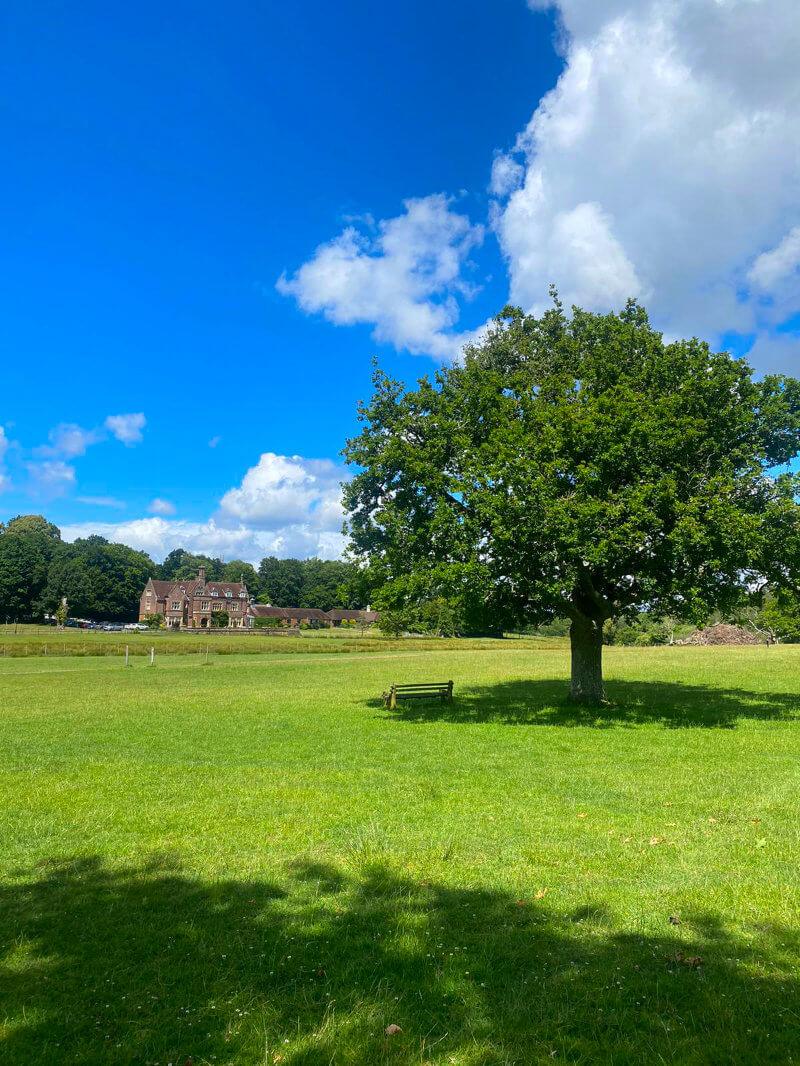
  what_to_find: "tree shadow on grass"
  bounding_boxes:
[376,679,800,729]
[1,855,799,1064]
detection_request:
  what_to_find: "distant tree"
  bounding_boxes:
[376,607,410,639]
[2,514,61,540]
[257,556,304,606]
[0,515,60,618]
[756,593,800,643]
[160,550,224,581]
[220,560,260,596]
[344,297,800,702]
[43,536,156,621]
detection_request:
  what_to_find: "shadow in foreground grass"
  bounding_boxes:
[377,679,800,729]
[1,856,798,1064]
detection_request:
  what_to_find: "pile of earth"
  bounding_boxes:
[680,623,763,646]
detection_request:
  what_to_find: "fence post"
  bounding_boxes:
[150,646,155,667]
[125,645,129,667]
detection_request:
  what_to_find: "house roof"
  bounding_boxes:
[146,577,248,601]
[251,605,289,618]
[281,607,330,620]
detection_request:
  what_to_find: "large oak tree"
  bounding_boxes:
[343,298,800,702]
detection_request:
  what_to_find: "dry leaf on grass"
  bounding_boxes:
[666,951,702,968]
[385,1024,402,1036]
[669,915,681,925]
[649,836,664,846]
[535,888,548,899]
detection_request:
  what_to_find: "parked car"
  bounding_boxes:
[123,623,147,631]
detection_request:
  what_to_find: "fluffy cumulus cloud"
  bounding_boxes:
[277,194,485,361]
[219,452,345,530]
[492,0,800,369]
[59,453,349,563]
[104,412,146,445]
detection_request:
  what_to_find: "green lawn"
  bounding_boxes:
[1,642,799,1064]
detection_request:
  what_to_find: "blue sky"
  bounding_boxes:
[2,0,798,561]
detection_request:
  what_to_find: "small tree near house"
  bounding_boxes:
[344,296,800,702]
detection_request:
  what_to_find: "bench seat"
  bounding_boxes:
[384,681,454,709]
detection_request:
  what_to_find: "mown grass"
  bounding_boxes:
[0,624,554,658]
[1,643,799,1064]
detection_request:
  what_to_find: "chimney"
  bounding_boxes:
[198,565,206,583]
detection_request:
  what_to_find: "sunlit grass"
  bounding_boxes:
[1,643,798,1063]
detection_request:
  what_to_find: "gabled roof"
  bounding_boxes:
[146,580,175,600]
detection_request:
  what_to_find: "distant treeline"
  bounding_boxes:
[0,514,365,622]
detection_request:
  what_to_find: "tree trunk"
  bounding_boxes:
[569,615,606,703]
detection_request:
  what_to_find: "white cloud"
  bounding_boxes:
[277,194,484,360]
[56,452,350,563]
[105,412,146,445]
[76,496,126,509]
[148,498,176,516]
[59,517,346,564]
[490,0,800,365]
[26,459,76,498]
[219,452,345,530]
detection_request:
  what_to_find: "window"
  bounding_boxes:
[211,589,218,597]
[171,601,181,611]
[230,602,238,611]
[212,602,222,611]
[201,600,210,611]
[225,589,232,598]
[239,591,246,598]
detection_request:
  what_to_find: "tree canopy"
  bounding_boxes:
[344,297,800,701]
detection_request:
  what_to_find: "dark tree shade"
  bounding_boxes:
[43,536,156,622]
[343,298,800,701]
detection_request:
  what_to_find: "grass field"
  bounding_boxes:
[1,641,799,1064]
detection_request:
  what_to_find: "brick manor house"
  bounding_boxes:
[139,566,378,630]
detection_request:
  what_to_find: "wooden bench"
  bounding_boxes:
[384,681,454,710]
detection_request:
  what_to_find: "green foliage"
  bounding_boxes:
[143,613,164,630]
[0,515,62,619]
[220,560,260,595]
[759,593,800,643]
[210,610,229,628]
[159,550,224,582]
[344,297,800,697]
[43,536,156,622]
[603,614,675,647]
[257,556,363,611]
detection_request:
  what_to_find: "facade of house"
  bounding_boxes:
[139,566,253,629]
[140,567,379,630]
